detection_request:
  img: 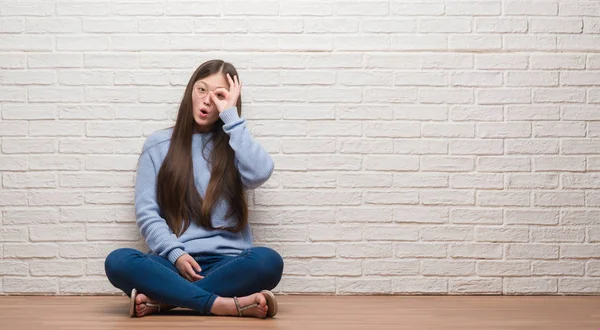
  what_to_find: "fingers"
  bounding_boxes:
[226,73,241,90]
[191,258,202,273]
[184,263,203,281]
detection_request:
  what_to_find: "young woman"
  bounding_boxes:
[104,60,283,319]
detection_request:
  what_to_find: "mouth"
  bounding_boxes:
[199,108,208,117]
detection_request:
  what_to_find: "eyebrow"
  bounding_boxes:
[198,80,226,90]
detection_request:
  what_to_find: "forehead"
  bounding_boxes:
[196,73,228,88]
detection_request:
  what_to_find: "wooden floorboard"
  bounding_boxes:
[1,295,600,330]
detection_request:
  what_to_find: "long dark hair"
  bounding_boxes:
[156,60,247,236]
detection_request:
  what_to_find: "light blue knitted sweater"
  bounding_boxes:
[135,107,274,264]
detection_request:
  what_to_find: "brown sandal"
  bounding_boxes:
[233,290,278,318]
[129,288,161,317]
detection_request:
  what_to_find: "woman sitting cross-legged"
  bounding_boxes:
[104,60,283,319]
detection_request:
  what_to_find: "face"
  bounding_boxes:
[192,73,229,132]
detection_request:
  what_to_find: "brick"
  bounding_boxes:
[364,155,419,171]
[394,174,448,189]
[477,123,531,138]
[308,260,362,276]
[60,207,115,223]
[364,191,418,205]
[4,278,57,294]
[394,139,447,155]
[253,226,307,242]
[533,88,585,103]
[0,156,27,171]
[421,190,475,205]
[3,172,56,188]
[60,278,121,294]
[530,54,585,70]
[476,54,528,70]
[477,89,531,105]
[3,209,58,225]
[0,53,25,69]
[4,243,57,258]
[0,261,28,275]
[420,227,473,241]
[281,243,336,258]
[337,243,393,258]
[451,106,503,121]
[450,243,503,259]
[450,140,503,156]
[280,2,332,16]
[507,174,558,189]
[475,18,527,33]
[363,260,419,276]
[561,244,600,258]
[395,243,447,258]
[506,244,559,259]
[450,209,502,225]
[87,225,140,241]
[30,260,84,276]
[533,122,586,138]
[0,191,28,207]
[337,278,392,294]
[0,227,28,242]
[450,72,502,87]
[507,105,560,121]
[450,174,504,189]
[450,278,502,294]
[532,261,584,276]
[30,225,85,242]
[477,191,530,207]
[29,156,83,170]
[394,207,448,224]
[506,209,558,225]
[476,227,529,242]
[3,105,55,120]
[339,138,393,154]
[419,88,474,104]
[337,173,392,188]
[364,88,417,103]
[393,277,447,294]
[562,106,600,120]
[29,191,83,206]
[421,156,474,172]
[559,279,600,294]
[309,225,362,242]
[362,18,415,33]
[533,156,585,172]
[506,72,558,87]
[506,139,558,155]
[505,1,558,15]
[363,226,419,241]
[505,278,557,294]
[337,207,392,223]
[477,261,531,276]
[281,277,335,293]
[421,260,475,276]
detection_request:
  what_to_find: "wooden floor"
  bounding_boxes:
[1,295,600,330]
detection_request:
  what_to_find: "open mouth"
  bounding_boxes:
[199,109,208,117]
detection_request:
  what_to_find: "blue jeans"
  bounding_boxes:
[104,246,284,315]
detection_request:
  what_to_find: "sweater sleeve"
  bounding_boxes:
[219,106,275,190]
[135,148,187,265]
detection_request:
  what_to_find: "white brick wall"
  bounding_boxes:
[1,0,600,296]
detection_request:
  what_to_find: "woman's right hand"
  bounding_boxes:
[175,254,204,282]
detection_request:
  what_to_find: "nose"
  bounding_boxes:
[202,93,211,106]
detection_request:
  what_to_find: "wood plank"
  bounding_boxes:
[1,295,599,330]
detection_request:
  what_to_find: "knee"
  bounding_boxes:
[104,248,141,280]
[249,247,284,285]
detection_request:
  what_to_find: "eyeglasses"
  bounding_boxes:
[193,81,225,100]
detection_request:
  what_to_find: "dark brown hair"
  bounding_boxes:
[156,60,247,236]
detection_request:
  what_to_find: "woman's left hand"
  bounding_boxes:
[209,73,241,113]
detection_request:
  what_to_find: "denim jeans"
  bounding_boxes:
[104,246,284,315]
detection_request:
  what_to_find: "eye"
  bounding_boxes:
[197,87,206,93]
[216,93,225,100]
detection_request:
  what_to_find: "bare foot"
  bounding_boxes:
[134,293,174,317]
[211,292,268,318]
